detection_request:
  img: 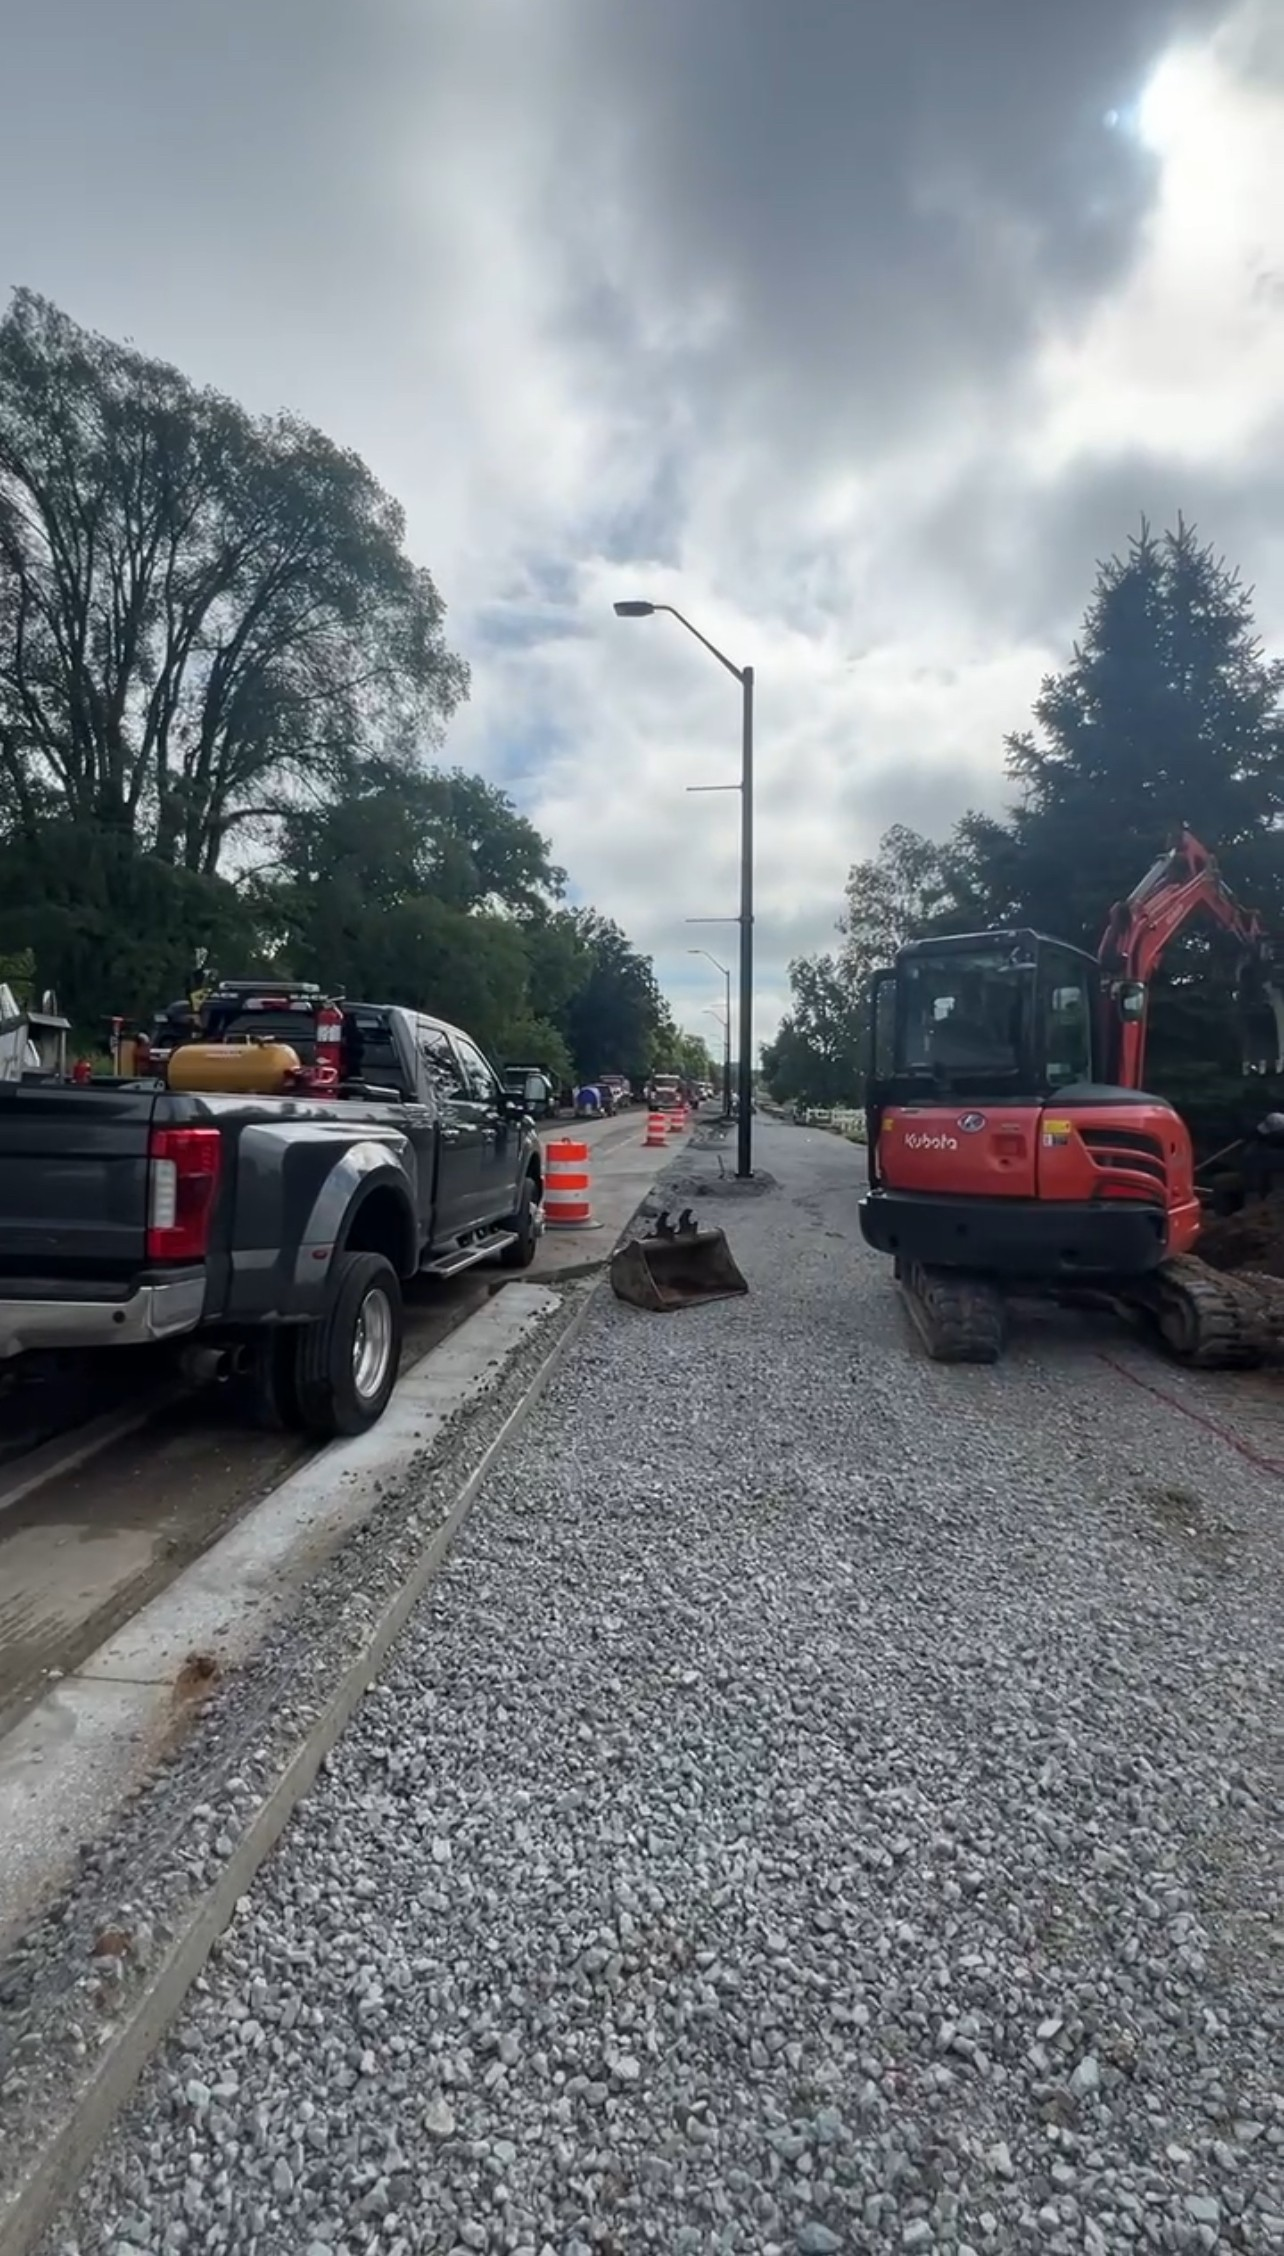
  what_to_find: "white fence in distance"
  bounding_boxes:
[795,1106,867,1144]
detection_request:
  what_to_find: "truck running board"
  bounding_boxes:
[423,1231,518,1280]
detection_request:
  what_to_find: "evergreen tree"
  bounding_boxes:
[966,519,1284,945]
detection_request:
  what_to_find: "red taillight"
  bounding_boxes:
[147,1127,222,1262]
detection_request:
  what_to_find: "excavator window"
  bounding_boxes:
[885,935,1099,1101]
[899,948,1026,1093]
[1036,946,1095,1089]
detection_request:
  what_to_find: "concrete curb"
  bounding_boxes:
[0,1283,600,2256]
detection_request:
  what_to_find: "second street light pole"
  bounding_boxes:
[688,948,732,1118]
[614,599,755,1177]
[701,1006,732,1117]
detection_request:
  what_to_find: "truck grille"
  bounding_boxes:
[1079,1127,1168,1206]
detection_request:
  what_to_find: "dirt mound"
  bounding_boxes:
[1197,1189,1284,1281]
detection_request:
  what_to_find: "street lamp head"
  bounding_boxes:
[613,600,656,618]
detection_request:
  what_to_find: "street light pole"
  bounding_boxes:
[688,949,732,1119]
[614,600,755,1177]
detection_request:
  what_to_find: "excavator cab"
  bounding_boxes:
[865,930,1100,1189]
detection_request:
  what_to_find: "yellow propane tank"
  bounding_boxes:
[166,1042,303,1096]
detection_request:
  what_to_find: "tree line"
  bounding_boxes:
[762,520,1284,1140]
[0,289,713,1090]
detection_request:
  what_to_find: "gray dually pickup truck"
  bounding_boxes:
[0,983,544,1437]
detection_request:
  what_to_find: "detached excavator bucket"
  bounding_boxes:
[609,1208,749,1312]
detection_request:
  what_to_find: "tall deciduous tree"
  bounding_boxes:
[838,822,954,994]
[262,760,568,1060]
[0,820,263,1031]
[760,954,866,1106]
[272,758,561,926]
[561,913,670,1084]
[764,827,958,1105]
[0,290,467,874]
[672,1031,718,1084]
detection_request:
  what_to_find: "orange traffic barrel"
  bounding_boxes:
[644,1112,668,1147]
[544,1138,598,1229]
[667,1104,687,1134]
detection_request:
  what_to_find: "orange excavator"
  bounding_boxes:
[859,829,1284,1365]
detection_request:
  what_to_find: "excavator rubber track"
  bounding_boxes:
[895,1257,1006,1364]
[1138,1253,1276,1370]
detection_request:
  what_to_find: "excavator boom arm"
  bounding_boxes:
[1098,828,1280,1085]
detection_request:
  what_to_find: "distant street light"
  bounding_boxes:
[613,599,755,1178]
[690,948,732,1120]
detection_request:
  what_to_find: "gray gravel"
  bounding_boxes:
[52,1123,1282,2254]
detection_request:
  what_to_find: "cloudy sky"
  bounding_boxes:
[3,0,1281,1051]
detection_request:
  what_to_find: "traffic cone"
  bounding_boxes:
[544,1139,600,1230]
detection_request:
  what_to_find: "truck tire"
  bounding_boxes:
[294,1251,403,1437]
[499,1170,540,1270]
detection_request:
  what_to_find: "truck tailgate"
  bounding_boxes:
[0,1085,159,1286]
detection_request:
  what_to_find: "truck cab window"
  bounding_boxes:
[418,1023,464,1100]
[344,1011,405,1090]
[452,1034,499,1106]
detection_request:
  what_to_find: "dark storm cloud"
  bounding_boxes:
[0,0,1239,466]
[906,424,1284,650]
[545,0,1233,451]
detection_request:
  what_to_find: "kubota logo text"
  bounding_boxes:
[904,1132,958,1152]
